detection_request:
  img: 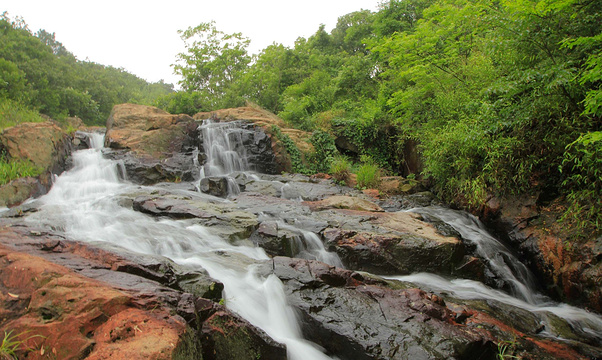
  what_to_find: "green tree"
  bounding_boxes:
[174,21,250,109]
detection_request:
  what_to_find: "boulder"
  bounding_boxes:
[104,104,200,184]
[260,257,589,360]
[0,121,73,207]
[320,210,469,276]
[200,176,230,198]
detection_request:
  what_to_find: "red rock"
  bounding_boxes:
[0,245,187,360]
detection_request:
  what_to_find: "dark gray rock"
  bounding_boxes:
[199,176,230,198]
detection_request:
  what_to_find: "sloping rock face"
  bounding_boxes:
[104,104,200,184]
[0,222,286,360]
[481,196,602,313]
[0,121,72,207]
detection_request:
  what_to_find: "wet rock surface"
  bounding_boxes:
[103,103,201,184]
[0,121,73,207]
[257,257,594,360]
[0,222,284,360]
[481,195,602,313]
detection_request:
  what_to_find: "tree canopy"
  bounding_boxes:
[0,12,173,125]
[169,0,601,234]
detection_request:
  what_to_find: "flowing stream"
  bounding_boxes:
[26,132,332,360]
[389,206,602,343]
[20,128,602,357]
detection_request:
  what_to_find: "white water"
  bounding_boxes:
[401,206,602,343]
[275,221,344,268]
[410,206,542,303]
[199,120,253,196]
[25,134,332,360]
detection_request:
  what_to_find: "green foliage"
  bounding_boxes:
[0,98,44,130]
[356,162,381,190]
[560,131,602,235]
[0,330,21,360]
[0,13,173,125]
[270,125,308,174]
[0,157,42,185]
[174,21,250,110]
[308,130,338,173]
[329,155,352,184]
[154,91,206,115]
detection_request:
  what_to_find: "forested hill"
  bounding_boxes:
[168,0,601,236]
[0,12,173,126]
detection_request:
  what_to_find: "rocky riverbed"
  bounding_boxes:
[0,104,600,359]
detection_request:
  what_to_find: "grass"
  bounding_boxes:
[329,155,352,185]
[1,330,24,360]
[0,98,44,131]
[0,158,42,186]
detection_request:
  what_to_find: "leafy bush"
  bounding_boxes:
[329,156,352,184]
[308,130,338,173]
[560,131,602,235]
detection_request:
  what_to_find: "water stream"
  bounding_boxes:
[20,129,602,357]
[389,206,602,344]
[26,133,332,360]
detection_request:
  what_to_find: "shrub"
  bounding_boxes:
[308,130,338,173]
[0,98,44,130]
[560,131,602,236]
[329,156,352,184]
[356,162,381,189]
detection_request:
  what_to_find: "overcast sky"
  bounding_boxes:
[3,0,382,86]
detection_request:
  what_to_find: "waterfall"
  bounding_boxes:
[26,133,333,360]
[199,120,253,196]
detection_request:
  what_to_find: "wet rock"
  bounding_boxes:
[320,210,467,276]
[0,223,287,360]
[304,195,384,212]
[199,308,287,360]
[200,176,230,197]
[0,245,188,360]
[0,177,45,208]
[480,195,602,313]
[132,193,258,241]
[104,104,200,184]
[0,121,73,207]
[262,257,586,360]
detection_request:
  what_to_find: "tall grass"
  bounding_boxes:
[0,98,44,131]
[329,155,351,184]
[0,158,42,186]
[355,156,380,190]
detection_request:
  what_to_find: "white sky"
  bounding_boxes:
[3,0,383,86]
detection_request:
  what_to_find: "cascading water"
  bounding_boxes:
[25,133,332,360]
[410,206,541,303]
[392,206,602,343]
[199,120,253,196]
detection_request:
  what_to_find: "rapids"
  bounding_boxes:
[21,129,602,358]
